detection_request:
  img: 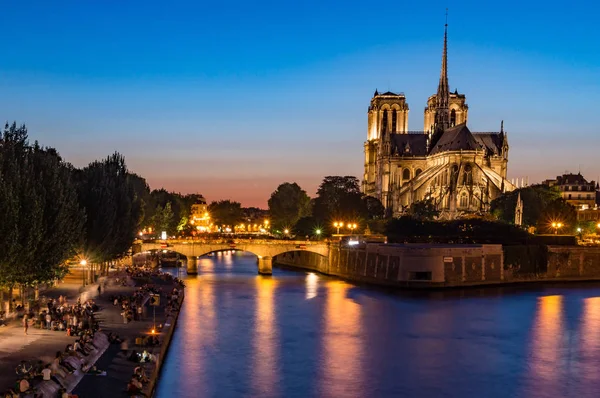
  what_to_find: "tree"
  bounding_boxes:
[208,200,243,228]
[0,123,84,297]
[268,182,311,230]
[312,176,367,225]
[76,153,143,264]
[363,195,385,219]
[408,198,440,220]
[151,202,175,235]
[490,185,577,234]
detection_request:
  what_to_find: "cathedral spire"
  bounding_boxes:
[434,10,450,132]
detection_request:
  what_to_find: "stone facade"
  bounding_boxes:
[543,173,598,210]
[362,24,513,218]
[275,244,600,288]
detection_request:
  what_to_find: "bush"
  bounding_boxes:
[385,216,531,245]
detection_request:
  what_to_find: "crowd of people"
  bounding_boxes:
[4,325,105,397]
[1,265,184,397]
[25,296,99,336]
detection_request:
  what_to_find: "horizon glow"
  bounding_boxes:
[1,1,598,207]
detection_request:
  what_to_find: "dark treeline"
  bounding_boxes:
[267,176,385,237]
[0,123,155,299]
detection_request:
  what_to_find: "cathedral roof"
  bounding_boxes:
[391,134,428,156]
[472,133,503,156]
[429,123,482,154]
[379,91,404,96]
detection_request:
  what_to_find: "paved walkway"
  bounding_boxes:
[73,276,172,398]
[0,279,101,393]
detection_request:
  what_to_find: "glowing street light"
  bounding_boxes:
[315,229,321,239]
[80,259,88,287]
[551,222,563,235]
[333,222,343,235]
[284,229,290,236]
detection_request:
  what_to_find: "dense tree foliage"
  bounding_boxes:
[490,185,577,234]
[75,153,143,263]
[142,190,202,236]
[385,216,531,244]
[408,198,440,220]
[311,176,384,235]
[208,200,244,228]
[268,182,311,230]
[0,123,84,290]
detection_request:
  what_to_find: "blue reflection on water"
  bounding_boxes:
[156,251,600,398]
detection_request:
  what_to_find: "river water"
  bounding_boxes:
[156,251,600,398]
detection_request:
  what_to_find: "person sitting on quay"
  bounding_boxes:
[133,366,149,384]
[17,376,36,396]
[127,376,146,397]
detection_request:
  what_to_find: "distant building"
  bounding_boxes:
[543,173,598,211]
[362,22,513,218]
[190,196,211,232]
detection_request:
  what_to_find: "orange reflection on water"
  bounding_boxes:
[321,281,364,397]
[178,260,216,389]
[527,295,563,391]
[252,276,279,396]
[578,297,600,386]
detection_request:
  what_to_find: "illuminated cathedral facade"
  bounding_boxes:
[362,23,514,218]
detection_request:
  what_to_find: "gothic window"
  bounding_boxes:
[450,109,456,127]
[462,164,473,185]
[415,169,422,177]
[402,168,411,181]
[381,110,388,135]
[392,109,397,133]
[460,193,468,208]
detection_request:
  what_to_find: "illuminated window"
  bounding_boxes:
[450,109,456,126]
[460,193,468,208]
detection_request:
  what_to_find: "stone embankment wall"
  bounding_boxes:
[145,289,185,397]
[274,244,600,288]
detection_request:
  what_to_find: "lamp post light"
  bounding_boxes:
[315,229,321,240]
[284,228,290,237]
[333,222,343,235]
[552,222,563,235]
[348,223,357,236]
[80,259,87,287]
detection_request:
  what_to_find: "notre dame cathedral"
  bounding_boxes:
[362,22,514,218]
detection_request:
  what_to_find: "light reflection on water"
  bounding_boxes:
[157,252,600,398]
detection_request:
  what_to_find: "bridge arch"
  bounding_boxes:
[135,240,330,275]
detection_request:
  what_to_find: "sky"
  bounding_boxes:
[0,1,599,207]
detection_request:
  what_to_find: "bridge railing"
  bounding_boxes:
[136,239,329,246]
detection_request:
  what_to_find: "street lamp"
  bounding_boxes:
[333,222,343,235]
[284,228,289,236]
[551,222,563,235]
[80,259,88,287]
[315,229,321,240]
[348,223,357,236]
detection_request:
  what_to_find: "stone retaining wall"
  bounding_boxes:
[145,289,185,397]
[274,244,600,288]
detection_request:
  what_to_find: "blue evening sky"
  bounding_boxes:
[1,0,598,206]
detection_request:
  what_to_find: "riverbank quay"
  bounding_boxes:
[0,275,107,395]
[274,244,600,289]
[72,269,184,398]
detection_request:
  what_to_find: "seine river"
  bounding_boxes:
[156,251,600,398]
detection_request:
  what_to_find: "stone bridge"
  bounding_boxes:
[134,239,330,275]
